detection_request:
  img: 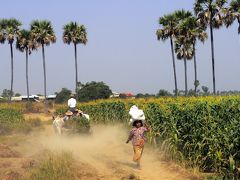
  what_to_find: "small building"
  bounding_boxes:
[47,94,56,100]
[110,92,120,98]
[21,95,40,101]
[11,96,22,101]
[119,92,135,99]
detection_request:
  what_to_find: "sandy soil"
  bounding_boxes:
[0,121,200,179]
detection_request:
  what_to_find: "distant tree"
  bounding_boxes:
[55,88,71,104]
[188,89,195,96]
[135,93,144,98]
[223,0,240,34]
[77,81,112,102]
[2,89,14,99]
[77,82,84,91]
[156,13,178,96]
[31,20,56,101]
[0,18,21,101]
[194,0,227,94]
[16,29,37,101]
[0,19,6,44]
[63,22,87,97]
[176,16,207,95]
[135,93,155,98]
[202,86,210,95]
[194,80,200,93]
[174,36,194,96]
[157,89,172,97]
[15,93,21,97]
[156,10,192,96]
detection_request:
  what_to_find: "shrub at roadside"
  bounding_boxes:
[0,108,26,134]
[27,151,75,180]
[0,108,41,134]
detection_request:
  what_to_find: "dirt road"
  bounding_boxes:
[0,123,199,179]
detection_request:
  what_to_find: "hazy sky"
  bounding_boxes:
[0,0,239,95]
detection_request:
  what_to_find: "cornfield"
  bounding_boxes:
[56,96,240,176]
[0,108,26,134]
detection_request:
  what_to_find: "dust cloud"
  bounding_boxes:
[25,124,198,180]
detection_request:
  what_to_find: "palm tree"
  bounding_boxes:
[16,29,38,101]
[194,0,227,94]
[175,36,194,96]
[223,0,240,34]
[0,19,7,44]
[176,16,208,95]
[30,20,56,101]
[63,22,87,97]
[156,10,192,96]
[156,14,178,96]
[0,19,21,101]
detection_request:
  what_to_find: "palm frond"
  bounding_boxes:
[30,20,56,45]
[62,22,87,45]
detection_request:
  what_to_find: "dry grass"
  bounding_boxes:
[26,151,75,180]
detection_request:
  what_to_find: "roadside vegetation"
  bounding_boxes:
[27,151,75,180]
[55,95,240,178]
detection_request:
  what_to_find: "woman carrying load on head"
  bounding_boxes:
[126,119,150,169]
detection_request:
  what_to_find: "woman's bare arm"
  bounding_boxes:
[126,132,133,143]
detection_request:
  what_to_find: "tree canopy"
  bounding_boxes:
[55,88,72,103]
[77,81,112,102]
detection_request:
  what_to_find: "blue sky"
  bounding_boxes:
[0,0,239,95]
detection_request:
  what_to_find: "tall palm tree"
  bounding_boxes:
[156,14,178,96]
[156,10,192,96]
[194,0,227,94]
[177,16,208,95]
[63,22,87,97]
[30,20,56,101]
[16,29,38,101]
[0,19,21,101]
[175,36,194,96]
[223,0,240,34]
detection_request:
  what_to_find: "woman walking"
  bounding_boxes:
[126,120,150,169]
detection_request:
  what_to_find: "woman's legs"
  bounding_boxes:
[133,146,144,168]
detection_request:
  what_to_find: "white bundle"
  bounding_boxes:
[129,105,145,124]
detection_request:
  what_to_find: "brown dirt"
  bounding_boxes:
[0,144,20,158]
[0,114,201,180]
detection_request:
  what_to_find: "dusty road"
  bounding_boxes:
[0,122,199,179]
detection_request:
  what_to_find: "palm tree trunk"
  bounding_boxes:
[210,19,216,95]
[170,37,178,96]
[193,42,197,95]
[26,49,29,101]
[74,43,78,100]
[10,43,14,102]
[41,44,47,102]
[184,57,188,96]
